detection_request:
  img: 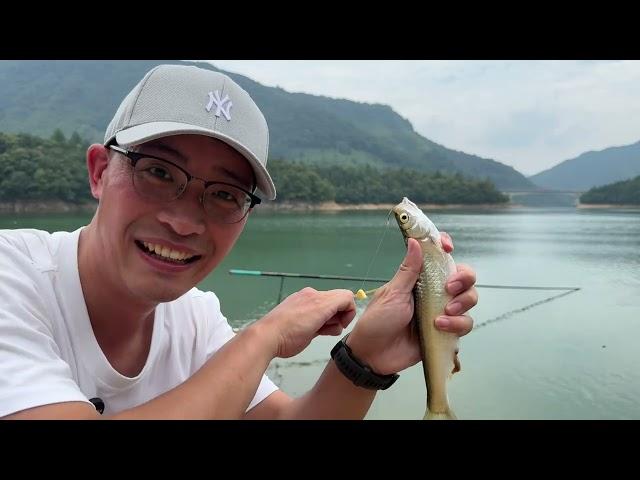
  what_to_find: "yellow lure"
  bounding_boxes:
[355,289,368,300]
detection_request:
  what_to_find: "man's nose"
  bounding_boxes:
[157,182,207,236]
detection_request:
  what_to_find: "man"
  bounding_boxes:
[0,64,477,419]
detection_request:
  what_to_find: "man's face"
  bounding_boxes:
[94,134,255,303]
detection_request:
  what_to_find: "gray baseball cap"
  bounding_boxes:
[104,64,276,200]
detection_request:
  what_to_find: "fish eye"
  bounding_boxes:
[399,213,409,223]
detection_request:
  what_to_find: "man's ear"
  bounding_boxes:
[87,144,111,200]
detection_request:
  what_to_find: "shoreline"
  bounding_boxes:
[0,201,98,214]
[2,200,639,214]
[256,201,514,212]
[0,200,514,214]
[576,203,640,210]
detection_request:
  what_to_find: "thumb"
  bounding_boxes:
[389,238,423,293]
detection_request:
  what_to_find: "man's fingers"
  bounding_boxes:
[320,289,357,313]
[333,307,357,329]
[388,238,423,293]
[445,287,478,316]
[440,231,454,253]
[455,263,476,279]
[434,314,474,336]
[318,323,345,336]
[446,263,477,295]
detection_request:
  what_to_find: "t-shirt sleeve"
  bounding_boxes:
[0,238,90,417]
[197,290,279,412]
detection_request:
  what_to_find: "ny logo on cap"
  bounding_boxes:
[206,90,233,121]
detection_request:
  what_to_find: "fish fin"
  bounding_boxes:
[424,408,457,420]
[452,351,461,375]
[447,351,461,379]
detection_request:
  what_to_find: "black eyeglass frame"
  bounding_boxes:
[108,144,262,222]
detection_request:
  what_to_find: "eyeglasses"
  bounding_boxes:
[108,145,261,224]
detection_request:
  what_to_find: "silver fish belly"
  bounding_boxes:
[414,238,459,420]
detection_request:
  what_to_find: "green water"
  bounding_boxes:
[2,207,639,419]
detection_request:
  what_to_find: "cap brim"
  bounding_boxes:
[111,122,276,200]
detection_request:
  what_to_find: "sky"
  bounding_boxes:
[202,60,640,177]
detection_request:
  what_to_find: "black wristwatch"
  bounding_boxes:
[330,334,399,390]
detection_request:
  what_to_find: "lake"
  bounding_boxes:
[2,206,639,419]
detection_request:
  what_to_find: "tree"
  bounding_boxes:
[50,129,66,144]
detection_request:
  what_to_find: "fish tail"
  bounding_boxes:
[424,408,457,420]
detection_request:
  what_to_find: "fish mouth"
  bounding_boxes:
[391,204,405,217]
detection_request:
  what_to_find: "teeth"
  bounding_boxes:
[141,241,195,262]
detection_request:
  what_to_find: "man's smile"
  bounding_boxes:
[134,238,203,269]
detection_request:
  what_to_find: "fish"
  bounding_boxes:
[392,197,460,420]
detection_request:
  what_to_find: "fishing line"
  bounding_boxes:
[359,210,394,293]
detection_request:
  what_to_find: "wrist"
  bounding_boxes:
[242,321,279,361]
[331,334,399,390]
[344,331,379,372]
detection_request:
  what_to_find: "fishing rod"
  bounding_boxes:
[228,269,581,303]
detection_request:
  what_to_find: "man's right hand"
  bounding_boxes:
[257,287,357,359]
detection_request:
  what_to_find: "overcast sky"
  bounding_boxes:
[202,60,640,177]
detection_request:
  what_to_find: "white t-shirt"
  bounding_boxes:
[0,227,278,417]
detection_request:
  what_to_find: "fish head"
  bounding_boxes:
[392,197,441,245]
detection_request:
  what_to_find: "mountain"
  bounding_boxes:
[0,60,535,190]
[580,175,640,205]
[530,141,640,191]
